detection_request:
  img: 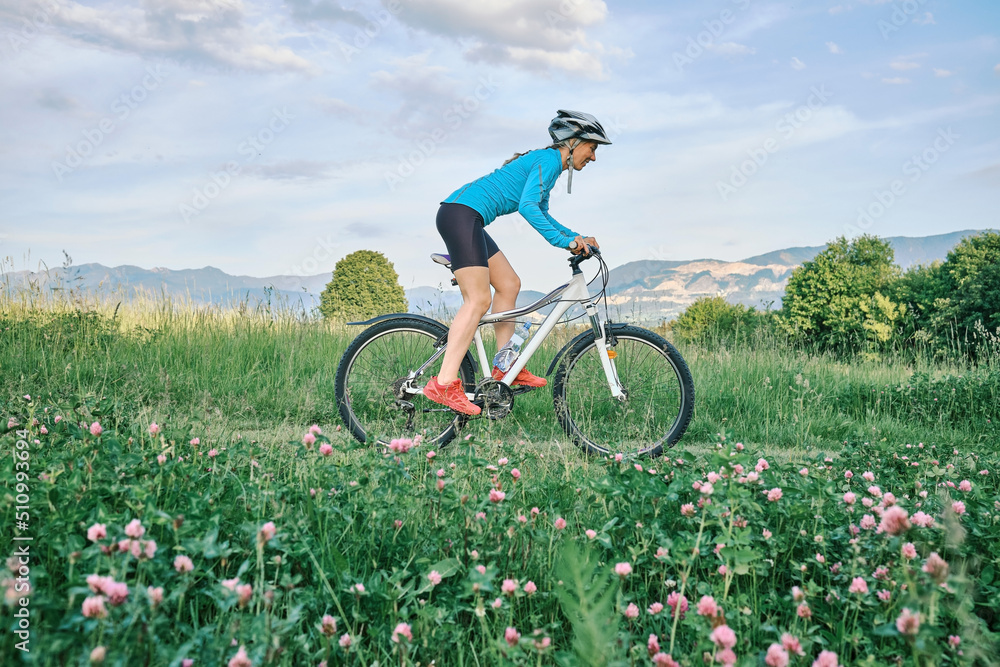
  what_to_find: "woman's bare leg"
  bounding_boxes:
[487,251,521,350]
[436,266,492,385]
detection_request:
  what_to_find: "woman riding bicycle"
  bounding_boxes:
[424,110,612,416]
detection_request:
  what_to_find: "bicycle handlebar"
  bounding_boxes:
[568,240,601,256]
[567,242,601,274]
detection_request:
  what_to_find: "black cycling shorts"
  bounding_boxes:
[436,202,501,270]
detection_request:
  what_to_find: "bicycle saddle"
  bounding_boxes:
[431,253,457,285]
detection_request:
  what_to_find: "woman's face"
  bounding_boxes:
[572,141,598,170]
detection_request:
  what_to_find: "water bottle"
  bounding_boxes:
[493,322,531,372]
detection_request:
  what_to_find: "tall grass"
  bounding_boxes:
[679,326,998,450]
[1,283,995,453]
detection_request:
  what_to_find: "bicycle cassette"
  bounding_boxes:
[473,379,515,420]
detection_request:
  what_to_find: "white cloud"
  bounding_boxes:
[37,88,78,111]
[725,6,790,41]
[478,45,607,76]
[1,0,316,73]
[369,52,455,100]
[243,159,342,181]
[779,106,870,147]
[284,0,365,25]
[882,77,910,85]
[826,41,841,54]
[828,5,845,14]
[933,68,953,77]
[366,52,500,137]
[591,91,729,132]
[394,0,606,48]
[914,12,935,25]
[790,57,805,70]
[313,96,369,123]
[382,0,619,78]
[890,59,920,70]
[709,42,756,56]
[995,63,1000,75]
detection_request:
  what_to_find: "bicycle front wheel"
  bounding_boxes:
[552,325,694,458]
[335,317,475,448]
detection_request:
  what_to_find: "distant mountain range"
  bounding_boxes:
[3,230,992,323]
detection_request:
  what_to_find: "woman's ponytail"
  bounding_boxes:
[502,143,565,166]
[502,150,530,166]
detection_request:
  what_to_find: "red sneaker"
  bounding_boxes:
[492,365,548,388]
[423,376,481,415]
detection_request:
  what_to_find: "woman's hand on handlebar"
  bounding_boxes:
[569,235,599,256]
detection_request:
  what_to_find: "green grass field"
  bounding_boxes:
[2,289,998,665]
[2,287,995,453]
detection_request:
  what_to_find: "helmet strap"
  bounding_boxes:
[566,139,579,194]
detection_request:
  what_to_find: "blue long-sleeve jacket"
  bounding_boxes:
[442,149,579,249]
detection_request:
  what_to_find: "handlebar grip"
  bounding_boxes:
[569,240,579,250]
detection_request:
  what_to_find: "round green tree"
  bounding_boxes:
[319,250,408,320]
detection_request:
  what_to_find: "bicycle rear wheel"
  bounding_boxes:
[335,317,475,447]
[552,325,694,458]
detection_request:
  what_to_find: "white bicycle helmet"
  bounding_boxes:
[548,110,611,193]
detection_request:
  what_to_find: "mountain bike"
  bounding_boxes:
[334,246,695,458]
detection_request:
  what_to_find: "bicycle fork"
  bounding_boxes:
[587,303,626,401]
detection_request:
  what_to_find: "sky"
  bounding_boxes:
[1,0,998,292]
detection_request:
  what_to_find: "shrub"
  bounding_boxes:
[895,231,1000,360]
[670,296,767,347]
[780,235,902,352]
[319,250,408,321]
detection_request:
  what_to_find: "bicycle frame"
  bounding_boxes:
[415,264,625,401]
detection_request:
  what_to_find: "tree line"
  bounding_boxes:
[317,233,999,363]
[671,231,1000,361]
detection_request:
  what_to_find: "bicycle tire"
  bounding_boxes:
[335,317,476,447]
[551,325,694,458]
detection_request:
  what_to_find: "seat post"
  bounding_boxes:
[430,253,458,286]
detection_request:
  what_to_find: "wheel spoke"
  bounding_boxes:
[341,325,466,447]
[558,331,692,457]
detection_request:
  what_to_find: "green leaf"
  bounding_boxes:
[553,542,620,667]
[872,623,899,637]
[427,558,462,579]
